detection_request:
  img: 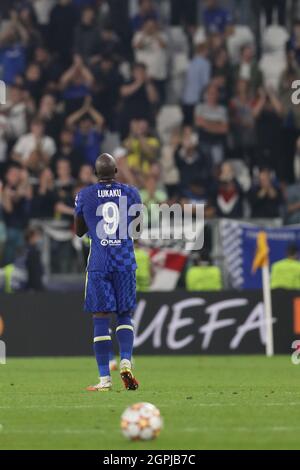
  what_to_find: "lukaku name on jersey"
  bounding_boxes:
[97,188,122,198]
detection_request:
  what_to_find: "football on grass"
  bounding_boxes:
[121,403,163,441]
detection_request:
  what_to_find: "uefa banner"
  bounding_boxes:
[0,290,299,356]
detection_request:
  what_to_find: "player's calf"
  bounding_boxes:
[90,316,113,391]
[116,314,139,390]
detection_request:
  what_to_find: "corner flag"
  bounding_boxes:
[252,231,274,357]
[252,231,269,273]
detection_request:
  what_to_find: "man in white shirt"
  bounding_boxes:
[132,18,168,102]
[12,118,56,175]
[2,85,28,140]
[32,0,56,27]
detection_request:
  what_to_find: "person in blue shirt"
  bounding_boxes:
[60,54,94,115]
[74,153,142,392]
[203,0,232,34]
[73,117,104,166]
[67,97,105,166]
[0,25,26,85]
[131,0,159,32]
[182,36,211,125]
[1,44,26,85]
[72,0,97,8]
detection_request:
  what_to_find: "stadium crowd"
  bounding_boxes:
[0,0,300,277]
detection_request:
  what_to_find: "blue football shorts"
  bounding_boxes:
[84,271,137,314]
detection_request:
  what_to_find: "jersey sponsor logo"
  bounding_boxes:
[100,239,122,247]
[98,189,122,198]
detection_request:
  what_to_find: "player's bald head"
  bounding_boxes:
[95,153,117,181]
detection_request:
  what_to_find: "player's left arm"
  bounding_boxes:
[74,191,88,237]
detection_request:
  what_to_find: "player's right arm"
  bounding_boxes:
[74,191,88,237]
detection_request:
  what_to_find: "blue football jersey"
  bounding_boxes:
[75,182,142,272]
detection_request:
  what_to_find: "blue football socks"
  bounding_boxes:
[116,314,134,362]
[93,317,111,377]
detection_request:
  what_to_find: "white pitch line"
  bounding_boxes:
[0,404,99,410]
[183,426,300,434]
[162,402,300,408]
[2,427,300,435]
[1,402,300,411]
[264,402,300,407]
[0,429,106,435]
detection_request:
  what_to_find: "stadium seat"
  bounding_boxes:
[168,26,189,55]
[262,25,289,54]
[166,27,189,103]
[226,25,255,64]
[259,26,288,90]
[193,27,207,47]
[259,50,287,90]
[226,159,252,192]
[167,52,189,103]
[156,105,183,143]
[101,132,121,156]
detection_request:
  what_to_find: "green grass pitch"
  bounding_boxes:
[0,356,299,450]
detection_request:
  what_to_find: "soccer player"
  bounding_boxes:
[74,153,142,391]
